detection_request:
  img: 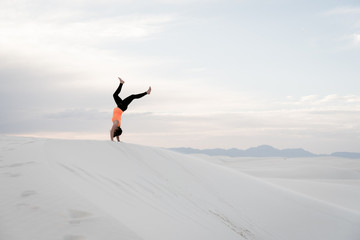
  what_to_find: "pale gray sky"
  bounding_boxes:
[1,0,360,153]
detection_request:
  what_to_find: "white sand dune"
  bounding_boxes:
[1,136,360,240]
[198,155,360,213]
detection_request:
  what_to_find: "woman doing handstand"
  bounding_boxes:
[110,77,151,142]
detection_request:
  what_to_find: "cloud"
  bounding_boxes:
[0,0,181,97]
[353,33,360,44]
[323,6,360,49]
[325,6,360,15]
[1,108,111,135]
[299,95,319,103]
[283,94,360,109]
[44,108,109,120]
[0,0,179,67]
[0,12,176,49]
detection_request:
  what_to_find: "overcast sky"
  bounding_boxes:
[1,0,360,153]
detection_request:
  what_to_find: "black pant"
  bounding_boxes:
[113,83,147,112]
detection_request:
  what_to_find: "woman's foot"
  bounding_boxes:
[118,77,125,84]
[147,86,152,95]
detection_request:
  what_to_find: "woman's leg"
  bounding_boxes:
[120,92,147,111]
[113,83,123,107]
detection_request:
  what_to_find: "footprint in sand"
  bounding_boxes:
[0,161,35,169]
[16,203,40,211]
[3,172,21,178]
[68,209,93,224]
[21,190,37,198]
[63,235,86,240]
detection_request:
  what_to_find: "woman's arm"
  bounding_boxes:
[110,120,119,141]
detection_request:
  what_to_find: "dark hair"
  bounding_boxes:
[114,127,122,137]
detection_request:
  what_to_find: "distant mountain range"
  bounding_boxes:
[169,145,360,159]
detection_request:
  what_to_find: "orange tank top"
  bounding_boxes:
[112,107,123,126]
